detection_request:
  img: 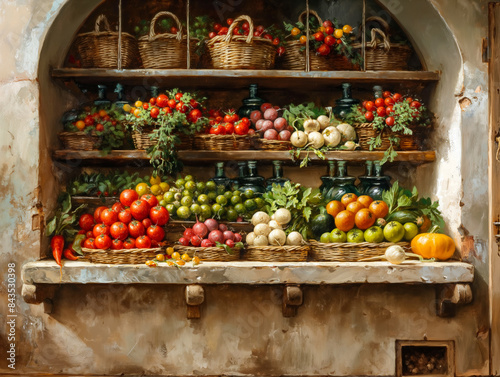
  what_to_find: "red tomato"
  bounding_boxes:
[189,109,202,122]
[94,234,112,250]
[84,115,94,126]
[141,194,158,209]
[383,91,392,98]
[410,101,422,109]
[149,97,156,105]
[324,35,336,46]
[110,222,129,241]
[213,23,222,32]
[147,225,165,242]
[263,34,273,40]
[83,238,95,249]
[111,239,123,250]
[317,44,330,56]
[272,37,280,46]
[374,98,385,108]
[210,124,226,135]
[95,124,104,132]
[120,189,138,207]
[241,21,250,31]
[170,26,178,34]
[393,93,403,102]
[79,214,94,231]
[234,122,249,135]
[365,111,374,122]
[128,220,145,238]
[142,103,149,110]
[85,231,94,239]
[406,97,413,103]
[176,102,188,113]
[323,20,333,28]
[150,107,160,119]
[136,235,152,249]
[385,116,395,127]
[150,206,170,226]
[226,18,234,26]
[218,27,228,35]
[78,229,86,234]
[142,218,152,229]
[336,39,342,44]
[209,31,217,39]
[376,106,386,117]
[94,206,107,223]
[365,101,375,111]
[313,32,325,42]
[362,101,368,109]
[240,117,250,126]
[189,99,199,108]
[111,202,125,214]
[175,93,183,101]
[123,238,136,249]
[93,223,109,238]
[384,97,395,106]
[386,106,395,116]
[191,235,202,247]
[163,107,172,115]
[130,200,150,221]
[118,208,132,224]
[100,208,118,226]
[223,122,234,134]
[156,94,168,108]
[325,26,334,35]
[168,99,177,109]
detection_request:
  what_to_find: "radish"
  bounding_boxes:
[322,126,342,147]
[208,230,224,244]
[307,131,325,149]
[251,211,270,226]
[260,103,273,113]
[234,233,243,242]
[273,117,287,132]
[253,235,269,246]
[223,230,235,241]
[246,232,256,245]
[274,208,291,225]
[250,110,262,125]
[255,119,265,131]
[254,223,271,237]
[336,123,357,142]
[204,218,219,232]
[225,239,235,248]
[191,236,202,247]
[183,228,195,238]
[268,229,287,246]
[317,115,331,130]
[248,129,256,135]
[303,119,320,134]
[260,120,274,132]
[286,231,304,246]
[269,220,282,229]
[178,237,189,246]
[264,129,279,140]
[264,108,278,121]
[218,223,228,232]
[290,131,308,147]
[201,239,215,247]
[279,130,291,141]
[193,221,208,238]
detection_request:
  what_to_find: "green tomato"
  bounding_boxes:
[175,178,185,188]
[244,189,254,199]
[205,181,217,191]
[347,229,365,243]
[197,194,210,205]
[226,208,238,222]
[244,199,257,212]
[234,203,246,215]
[163,191,175,203]
[403,222,419,241]
[320,232,331,243]
[200,204,212,218]
[180,196,193,207]
[177,206,191,220]
[231,195,242,205]
[190,203,202,215]
[329,228,347,243]
[185,180,196,192]
[196,181,206,192]
[216,195,228,206]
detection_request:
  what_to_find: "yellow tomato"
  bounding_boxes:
[123,104,131,113]
[299,35,307,44]
[318,26,326,33]
[176,260,185,266]
[159,182,170,192]
[342,24,353,34]
[181,253,191,262]
[333,29,344,38]
[136,182,150,196]
[150,175,162,185]
[145,260,157,267]
[98,109,108,117]
[134,100,143,108]
[291,27,301,36]
[156,194,163,202]
[192,256,200,265]
[156,254,165,262]
[166,247,174,256]
[75,120,86,130]
[172,251,181,260]
[150,184,162,196]
[133,108,141,117]
[167,261,175,267]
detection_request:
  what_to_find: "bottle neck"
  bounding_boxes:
[238,162,248,178]
[366,161,373,177]
[327,161,336,177]
[337,162,346,177]
[214,162,226,178]
[97,85,106,99]
[374,161,382,177]
[341,83,352,99]
[249,84,258,98]
[272,161,283,179]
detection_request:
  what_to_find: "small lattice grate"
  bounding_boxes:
[396,340,454,377]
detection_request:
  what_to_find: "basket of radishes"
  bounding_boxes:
[251,103,293,150]
[174,218,244,262]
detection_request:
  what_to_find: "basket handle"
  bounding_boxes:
[94,14,111,33]
[298,9,324,26]
[365,16,391,35]
[367,28,391,51]
[149,11,183,41]
[223,15,254,44]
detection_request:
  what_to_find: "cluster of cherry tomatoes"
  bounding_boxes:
[208,18,286,56]
[123,91,204,125]
[361,91,422,127]
[290,20,353,56]
[78,189,170,250]
[206,109,254,136]
[73,109,119,132]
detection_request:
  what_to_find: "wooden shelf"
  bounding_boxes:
[53,149,436,165]
[51,68,440,90]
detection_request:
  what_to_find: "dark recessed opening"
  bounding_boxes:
[402,345,448,375]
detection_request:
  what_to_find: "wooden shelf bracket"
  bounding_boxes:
[435,283,473,317]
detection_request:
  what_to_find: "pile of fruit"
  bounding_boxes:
[250,102,293,142]
[205,109,253,136]
[177,218,243,249]
[245,209,305,247]
[146,247,200,268]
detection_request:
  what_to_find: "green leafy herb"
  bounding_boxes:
[45,192,87,242]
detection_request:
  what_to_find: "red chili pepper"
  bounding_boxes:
[50,235,65,266]
[63,248,79,261]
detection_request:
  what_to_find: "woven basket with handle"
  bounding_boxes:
[355,123,428,151]
[138,11,199,69]
[193,134,256,151]
[309,240,410,262]
[243,245,309,262]
[75,14,139,69]
[206,15,276,70]
[59,131,101,150]
[132,126,193,150]
[282,10,360,71]
[81,247,161,264]
[174,245,241,262]
[354,17,413,71]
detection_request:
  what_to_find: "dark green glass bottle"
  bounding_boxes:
[94,84,111,107]
[266,160,290,191]
[114,83,129,110]
[237,84,264,119]
[209,162,233,191]
[319,161,337,198]
[365,161,391,200]
[356,160,374,195]
[232,161,249,190]
[325,161,360,201]
[239,161,266,196]
[332,83,360,120]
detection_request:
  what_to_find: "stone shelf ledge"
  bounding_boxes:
[22,260,474,286]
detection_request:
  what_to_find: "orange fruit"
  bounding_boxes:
[334,210,355,232]
[369,200,389,219]
[98,109,108,117]
[357,195,374,208]
[341,193,358,207]
[354,208,376,230]
[299,35,307,44]
[75,120,85,130]
[346,201,365,214]
[326,200,345,218]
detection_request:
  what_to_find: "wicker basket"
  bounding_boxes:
[174,245,241,262]
[255,139,292,151]
[194,134,256,151]
[59,131,101,150]
[281,10,360,71]
[81,247,161,264]
[243,245,309,262]
[399,125,429,151]
[75,14,139,69]
[138,11,199,69]
[309,240,410,262]
[354,17,413,71]
[132,127,193,150]
[354,123,393,151]
[355,123,428,151]
[206,15,276,70]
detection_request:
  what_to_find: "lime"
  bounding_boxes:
[184,175,194,182]
[212,203,222,214]
[196,181,206,192]
[244,199,257,212]
[190,203,202,215]
[232,190,242,197]
[234,203,246,214]
[255,197,265,209]
[200,204,212,218]
[185,181,196,192]
[175,178,185,188]
[320,232,331,243]
[136,182,150,196]
[224,190,233,199]
[165,203,175,214]
[231,195,242,205]
[159,199,167,207]
[207,191,217,201]
[216,195,228,206]
[330,228,347,243]
[163,191,175,203]
[217,185,226,195]
[177,206,191,220]
[244,189,254,199]
[403,222,419,241]
[226,208,238,222]
[206,181,216,191]
[182,189,191,197]
[197,194,210,205]
[180,196,193,207]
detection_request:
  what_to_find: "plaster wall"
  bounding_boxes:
[0,0,493,375]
